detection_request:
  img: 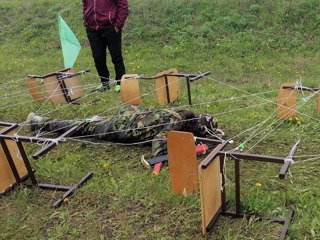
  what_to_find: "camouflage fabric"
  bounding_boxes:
[36,104,219,156]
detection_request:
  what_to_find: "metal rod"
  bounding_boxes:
[194,137,222,145]
[279,139,300,179]
[223,152,285,164]
[186,76,192,105]
[283,86,320,92]
[57,69,90,80]
[0,122,18,129]
[189,71,211,81]
[287,139,300,158]
[201,141,229,169]
[37,183,71,191]
[220,154,226,212]
[16,141,37,184]
[279,208,294,240]
[52,172,93,208]
[137,72,211,80]
[32,125,79,159]
[235,158,241,214]
[0,134,64,143]
[164,75,171,103]
[57,77,72,103]
[28,69,90,79]
[279,161,291,179]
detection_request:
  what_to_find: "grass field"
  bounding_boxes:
[0,0,320,239]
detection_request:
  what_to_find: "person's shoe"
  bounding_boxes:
[114,85,121,93]
[91,84,110,93]
[26,112,44,131]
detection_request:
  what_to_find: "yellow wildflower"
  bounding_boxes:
[255,183,262,188]
[103,162,110,168]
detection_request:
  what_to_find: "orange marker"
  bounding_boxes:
[195,144,208,154]
[153,162,162,175]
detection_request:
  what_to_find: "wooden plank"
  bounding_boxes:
[198,153,222,235]
[120,74,141,105]
[62,68,84,101]
[26,76,45,103]
[43,75,66,104]
[0,129,28,194]
[155,68,180,105]
[277,83,297,119]
[167,131,197,195]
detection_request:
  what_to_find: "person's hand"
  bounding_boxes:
[114,26,120,33]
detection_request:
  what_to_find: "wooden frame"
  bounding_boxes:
[0,122,93,208]
[27,68,84,104]
[167,131,296,239]
[167,132,224,232]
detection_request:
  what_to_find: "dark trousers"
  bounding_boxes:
[86,27,125,86]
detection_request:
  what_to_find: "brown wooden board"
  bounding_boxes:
[198,151,222,235]
[0,129,28,194]
[155,68,180,105]
[121,74,141,105]
[62,68,84,101]
[26,76,45,103]
[277,83,297,119]
[167,131,198,195]
[43,75,66,104]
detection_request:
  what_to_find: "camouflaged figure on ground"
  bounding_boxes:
[27,104,221,157]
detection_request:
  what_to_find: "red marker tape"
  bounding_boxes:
[153,162,162,175]
[195,144,208,155]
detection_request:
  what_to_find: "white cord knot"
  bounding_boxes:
[68,87,74,96]
[12,134,19,142]
[284,157,295,165]
[51,139,59,145]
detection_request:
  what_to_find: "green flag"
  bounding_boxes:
[58,15,81,68]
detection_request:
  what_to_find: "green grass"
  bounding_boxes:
[0,0,320,239]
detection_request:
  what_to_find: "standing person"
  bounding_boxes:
[82,0,129,92]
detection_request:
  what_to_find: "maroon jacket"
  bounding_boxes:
[82,0,128,30]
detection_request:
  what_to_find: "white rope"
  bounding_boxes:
[203,75,320,123]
